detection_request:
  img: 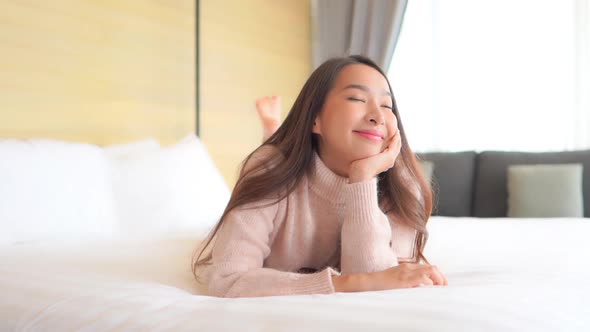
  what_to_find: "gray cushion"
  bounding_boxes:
[417,151,477,216]
[507,164,584,218]
[473,150,590,217]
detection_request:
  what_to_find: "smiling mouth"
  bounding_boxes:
[353,130,384,142]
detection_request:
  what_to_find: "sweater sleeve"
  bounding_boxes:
[207,200,338,298]
[340,178,398,274]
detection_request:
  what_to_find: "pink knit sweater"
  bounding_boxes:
[206,148,418,298]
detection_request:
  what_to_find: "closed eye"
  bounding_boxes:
[347,97,365,103]
[382,105,393,110]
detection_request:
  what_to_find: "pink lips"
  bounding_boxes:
[353,130,384,142]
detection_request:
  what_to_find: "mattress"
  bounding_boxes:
[1,217,589,331]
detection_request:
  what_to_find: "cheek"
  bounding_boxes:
[319,101,364,144]
[330,106,361,130]
[322,109,350,133]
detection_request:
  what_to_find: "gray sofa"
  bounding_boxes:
[417,150,590,217]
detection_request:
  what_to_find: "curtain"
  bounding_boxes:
[311,0,408,71]
[574,0,590,149]
[389,0,590,152]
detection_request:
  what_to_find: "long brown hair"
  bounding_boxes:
[192,55,433,279]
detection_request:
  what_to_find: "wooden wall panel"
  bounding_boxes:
[0,0,196,145]
[200,0,311,186]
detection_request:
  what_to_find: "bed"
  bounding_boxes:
[1,136,589,331]
[1,217,589,331]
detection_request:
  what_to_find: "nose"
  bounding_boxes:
[369,117,383,125]
[367,103,385,125]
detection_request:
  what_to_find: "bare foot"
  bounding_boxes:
[255,96,282,140]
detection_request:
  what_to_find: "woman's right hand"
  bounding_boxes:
[333,263,448,292]
[348,115,401,183]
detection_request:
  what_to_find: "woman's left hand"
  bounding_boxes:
[348,127,402,183]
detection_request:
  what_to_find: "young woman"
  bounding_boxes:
[193,55,448,298]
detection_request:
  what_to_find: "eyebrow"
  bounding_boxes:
[342,84,392,97]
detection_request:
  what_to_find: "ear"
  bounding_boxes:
[312,116,322,135]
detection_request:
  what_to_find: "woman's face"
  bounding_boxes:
[313,64,398,175]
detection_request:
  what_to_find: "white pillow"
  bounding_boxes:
[0,139,119,245]
[109,134,230,233]
[103,138,160,159]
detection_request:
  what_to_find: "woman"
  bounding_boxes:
[193,55,447,298]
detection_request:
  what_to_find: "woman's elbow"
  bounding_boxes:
[207,270,242,298]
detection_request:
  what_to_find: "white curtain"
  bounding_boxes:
[389,0,590,153]
[311,0,407,70]
[575,0,590,150]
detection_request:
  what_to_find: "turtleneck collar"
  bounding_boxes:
[309,151,350,205]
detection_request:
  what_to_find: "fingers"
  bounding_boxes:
[421,265,446,286]
[400,263,448,287]
[385,112,398,138]
[432,266,449,286]
[418,275,434,287]
[385,129,401,153]
[392,130,402,152]
[442,270,449,286]
[381,130,402,170]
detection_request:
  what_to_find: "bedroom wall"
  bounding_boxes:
[0,1,196,145]
[200,0,311,186]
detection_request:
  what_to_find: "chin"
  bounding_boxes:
[348,147,382,161]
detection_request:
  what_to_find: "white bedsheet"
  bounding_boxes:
[1,217,589,331]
